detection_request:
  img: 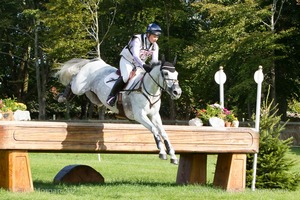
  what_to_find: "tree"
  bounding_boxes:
[41,0,108,119]
[182,0,269,119]
[0,0,24,98]
[0,0,47,119]
[42,0,95,61]
[181,0,300,121]
[21,0,53,120]
[81,0,117,59]
[273,0,300,119]
[259,0,286,105]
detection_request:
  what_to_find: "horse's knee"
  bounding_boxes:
[151,126,159,134]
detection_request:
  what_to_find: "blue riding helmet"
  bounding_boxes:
[146,23,162,36]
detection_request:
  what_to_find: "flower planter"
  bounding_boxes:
[225,121,232,127]
[0,110,31,121]
[0,111,14,121]
[232,120,239,127]
[209,117,225,128]
[13,110,31,121]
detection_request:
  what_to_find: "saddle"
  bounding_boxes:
[104,68,139,89]
[106,69,143,119]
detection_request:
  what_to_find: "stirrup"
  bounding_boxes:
[106,95,116,106]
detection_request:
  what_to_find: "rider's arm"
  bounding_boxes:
[130,38,144,68]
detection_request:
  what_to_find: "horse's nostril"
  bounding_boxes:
[173,90,181,97]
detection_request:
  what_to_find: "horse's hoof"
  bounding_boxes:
[170,159,178,165]
[159,154,167,160]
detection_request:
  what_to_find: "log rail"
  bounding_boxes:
[0,121,259,192]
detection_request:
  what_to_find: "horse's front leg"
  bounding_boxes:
[133,111,167,160]
[150,113,178,165]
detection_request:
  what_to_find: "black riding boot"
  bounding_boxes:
[106,77,126,106]
[57,84,74,103]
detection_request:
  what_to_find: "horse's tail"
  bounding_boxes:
[55,58,90,86]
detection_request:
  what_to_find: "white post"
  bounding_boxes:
[252,65,264,191]
[220,68,224,108]
[214,66,227,108]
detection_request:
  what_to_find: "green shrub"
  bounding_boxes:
[288,99,300,113]
[246,98,300,190]
[0,98,27,112]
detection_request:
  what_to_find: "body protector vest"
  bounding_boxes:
[120,34,158,68]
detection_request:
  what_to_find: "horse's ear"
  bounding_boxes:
[173,55,177,66]
[161,54,165,63]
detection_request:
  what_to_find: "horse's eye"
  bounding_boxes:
[164,72,168,76]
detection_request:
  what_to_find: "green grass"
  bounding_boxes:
[0,148,299,200]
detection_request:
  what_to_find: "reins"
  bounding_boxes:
[124,64,165,108]
[139,71,163,108]
[123,63,177,108]
[144,71,165,95]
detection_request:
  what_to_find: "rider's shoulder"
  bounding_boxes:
[132,33,143,37]
[131,34,144,41]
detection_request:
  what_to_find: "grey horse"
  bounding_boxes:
[56,58,182,164]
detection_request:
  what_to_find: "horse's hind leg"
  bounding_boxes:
[85,91,102,106]
[57,84,74,103]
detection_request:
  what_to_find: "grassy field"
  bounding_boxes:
[0,148,299,200]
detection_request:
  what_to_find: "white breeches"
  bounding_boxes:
[119,57,135,83]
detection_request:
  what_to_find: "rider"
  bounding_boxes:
[106,23,162,107]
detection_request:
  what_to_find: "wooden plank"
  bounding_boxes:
[0,121,259,153]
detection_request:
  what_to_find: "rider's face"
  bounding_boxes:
[148,34,159,43]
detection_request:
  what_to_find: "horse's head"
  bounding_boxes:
[156,61,182,100]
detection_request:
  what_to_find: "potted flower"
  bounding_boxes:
[224,113,235,127]
[194,103,239,127]
[196,103,225,126]
[0,98,28,121]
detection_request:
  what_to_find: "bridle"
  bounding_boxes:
[140,63,178,107]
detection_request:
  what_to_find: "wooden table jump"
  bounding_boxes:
[0,121,259,192]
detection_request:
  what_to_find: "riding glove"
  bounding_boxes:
[143,64,152,72]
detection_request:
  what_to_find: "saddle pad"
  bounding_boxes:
[104,71,144,90]
[104,72,119,88]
